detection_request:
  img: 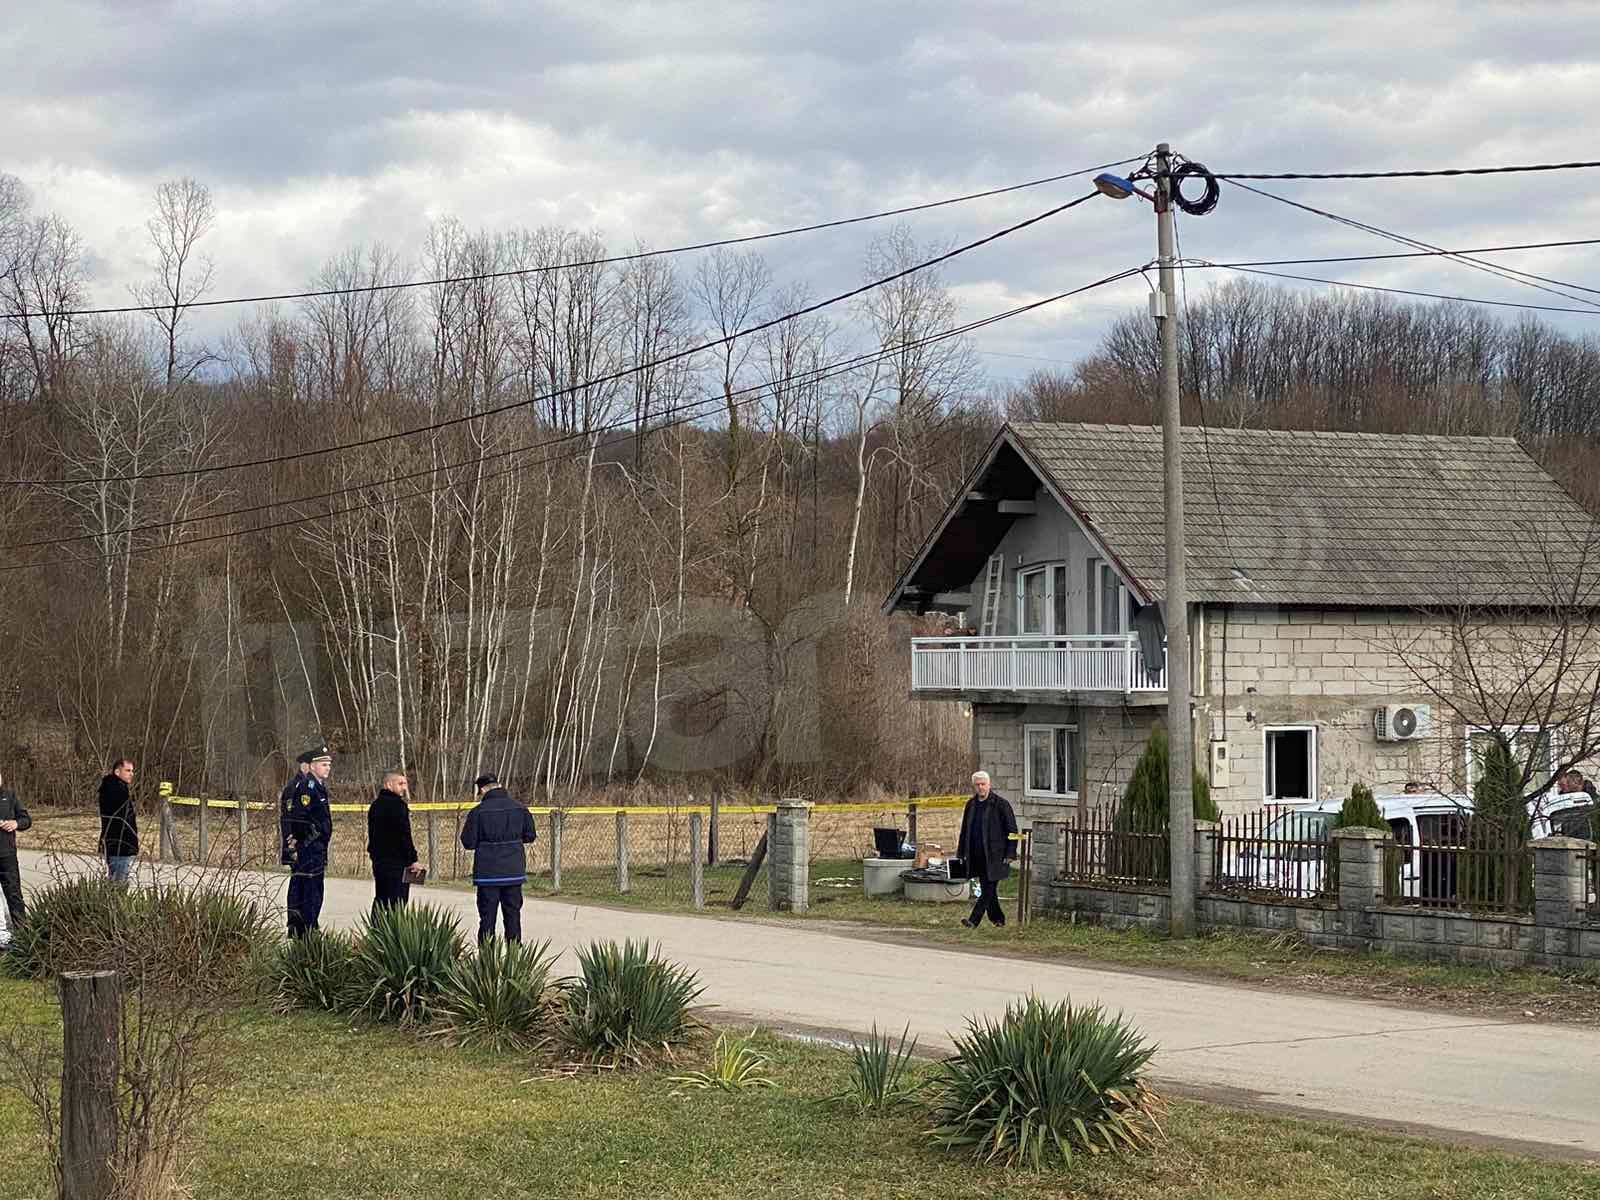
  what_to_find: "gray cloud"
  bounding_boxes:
[9,0,1600,373]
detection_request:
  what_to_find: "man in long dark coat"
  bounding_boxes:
[957,769,1018,929]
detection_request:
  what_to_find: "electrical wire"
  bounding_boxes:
[3,190,1107,489]
[1,266,1147,568]
[18,157,1143,320]
[1203,237,1600,269]
[1225,179,1600,309]
[1214,160,1600,181]
[1189,262,1600,315]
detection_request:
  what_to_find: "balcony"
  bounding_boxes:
[910,634,1167,696]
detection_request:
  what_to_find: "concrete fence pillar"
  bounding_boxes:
[1332,827,1388,911]
[1532,836,1593,928]
[768,799,811,913]
[1193,820,1219,895]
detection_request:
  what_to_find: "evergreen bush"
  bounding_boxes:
[560,939,704,1067]
[351,904,467,1025]
[1334,782,1385,831]
[437,937,560,1052]
[1464,735,1534,911]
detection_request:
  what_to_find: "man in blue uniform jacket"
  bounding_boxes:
[282,745,335,938]
[278,750,312,868]
[460,773,536,944]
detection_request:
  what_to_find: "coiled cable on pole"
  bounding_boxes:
[1171,160,1220,216]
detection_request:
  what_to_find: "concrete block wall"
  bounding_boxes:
[973,701,1160,821]
[768,802,811,913]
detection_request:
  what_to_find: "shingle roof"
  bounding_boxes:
[1009,422,1600,607]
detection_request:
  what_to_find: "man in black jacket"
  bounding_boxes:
[98,758,139,884]
[367,770,420,912]
[957,770,1018,929]
[460,773,536,944]
[0,768,32,925]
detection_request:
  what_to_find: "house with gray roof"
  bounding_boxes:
[883,422,1600,817]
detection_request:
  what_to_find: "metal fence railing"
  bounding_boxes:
[1059,807,1169,887]
[1382,839,1533,916]
[1211,807,1333,902]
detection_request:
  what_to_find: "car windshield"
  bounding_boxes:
[1262,810,1335,841]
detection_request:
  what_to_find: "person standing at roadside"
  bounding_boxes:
[282,745,334,938]
[367,770,421,913]
[98,758,139,884]
[460,773,536,944]
[957,769,1018,929]
[0,767,32,925]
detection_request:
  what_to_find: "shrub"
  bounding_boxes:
[351,904,466,1025]
[560,939,704,1067]
[925,996,1161,1169]
[1335,783,1385,832]
[269,929,363,1013]
[668,1029,775,1092]
[1117,725,1219,831]
[821,1023,920,1114]
[436,938,560,1052]
[1464,735,1534,910]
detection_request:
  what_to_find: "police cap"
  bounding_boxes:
[474,772,498,789]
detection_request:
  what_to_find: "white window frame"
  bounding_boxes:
[1263,724,1318,803]
[1024,723,1079,800]
[1463,724,1557,793]
[1086,557,1131,640]
[1015,562,1068,637]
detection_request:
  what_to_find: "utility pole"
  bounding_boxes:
[1154,142,1196,937]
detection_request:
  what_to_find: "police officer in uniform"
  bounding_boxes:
[282,745,335,938]
[278,749,312,870]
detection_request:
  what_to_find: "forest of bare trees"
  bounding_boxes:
[4,174,1600,807]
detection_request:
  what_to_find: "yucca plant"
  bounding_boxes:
[351,904,466,1024]
[926,997,1161,1169]
[3,875,141,979]
[436,938,560,1052]
[269,928,363,1013]
[559,939,704,1067]
[668,1029,775,1093]
[820,1023,921,1113]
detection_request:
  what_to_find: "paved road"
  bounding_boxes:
[16,850,1598,1161]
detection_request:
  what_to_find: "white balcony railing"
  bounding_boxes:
[910,634,1167,694]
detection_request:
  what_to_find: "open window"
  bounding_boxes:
[1024,724,1079,799]
[1264,726,1317,803]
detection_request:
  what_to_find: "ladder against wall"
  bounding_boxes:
[978,553,1004,636]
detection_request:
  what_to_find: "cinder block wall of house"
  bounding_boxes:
[973,701,1160,819]
[1198,606,1463,812]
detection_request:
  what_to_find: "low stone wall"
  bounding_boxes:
[1029,821,1600,972]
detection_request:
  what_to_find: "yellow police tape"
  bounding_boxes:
[158,783,971,818]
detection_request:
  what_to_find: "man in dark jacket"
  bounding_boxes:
[957,770,1018,929]
[0,768,32,925]
[282,745,335,938]
[367,770,420,912]
[460,773,536,944]
[98,758,139,884]
[278,750,312,867]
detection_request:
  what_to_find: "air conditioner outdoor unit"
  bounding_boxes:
[1375,703,1431,742]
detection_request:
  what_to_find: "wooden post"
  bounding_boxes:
[907,800,919,851]
[689,813,705,909]
[158,798,178,863]
[550,810,564,893]
[426,810,438,877]
[1016,832,1032,927]
[729,832,769,911]
[237,799,247,866]
[60,970,120,1200]
[708,787,721,866]
[197,793,209,863]
[616,810,630,894]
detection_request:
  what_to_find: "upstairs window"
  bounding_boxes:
[1016,563,1069,636]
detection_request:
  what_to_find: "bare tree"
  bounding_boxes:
[133,177,217,389]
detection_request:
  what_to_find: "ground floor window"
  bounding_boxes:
[1264,725,1316,802]
[1025,724,1078,799]
[1464,725,1555,792]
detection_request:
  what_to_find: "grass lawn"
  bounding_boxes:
[0,977,1595,1200]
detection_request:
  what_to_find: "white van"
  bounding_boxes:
[1217,790,1596,904]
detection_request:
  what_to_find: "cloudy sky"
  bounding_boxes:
[9,0,1600,383]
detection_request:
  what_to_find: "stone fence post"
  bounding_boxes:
[1532,836,1593,928]
[1331,827,1388,911]
[769,799,811,913]
[1192,820,1218,895]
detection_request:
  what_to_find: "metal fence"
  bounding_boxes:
[1382,838,1532,916]
[153,785,967,910]
[1059,807,1170,886]
[1210,807,1332,902]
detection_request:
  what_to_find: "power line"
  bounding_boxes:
[1202,237,1600,269]
[4,190,1107,488]
[1214,160,1600,181]
[20,156,1142,320]
[1224,179,1600,309]
[1193,262,1600,315]
[0,266,1146,570]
